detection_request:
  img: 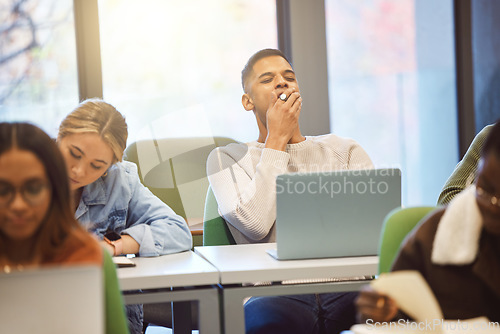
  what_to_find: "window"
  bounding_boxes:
[98,0,278,145]
[97,0,278,222]
[0,0,79,136]
[325,0,458,205]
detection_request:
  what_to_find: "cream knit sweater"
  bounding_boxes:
[206,134,374,244]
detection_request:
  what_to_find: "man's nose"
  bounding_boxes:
[275,75,288,88]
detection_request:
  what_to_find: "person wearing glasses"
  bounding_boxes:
[356,120,500,324]
[57,98,192,334]
[0,122,129,334]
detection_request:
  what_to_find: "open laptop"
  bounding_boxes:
[0,265,104,334]
[267,168,401,260]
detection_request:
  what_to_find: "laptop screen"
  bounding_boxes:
[274,168,401,260]
[0,265,104,334]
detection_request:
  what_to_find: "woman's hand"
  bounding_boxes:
[355,285,399,324]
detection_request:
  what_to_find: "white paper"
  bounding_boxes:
[371,271,443,323]
[351,270,500,334]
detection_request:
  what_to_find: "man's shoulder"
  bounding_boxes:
[218,141,249,150]
[308,133,362,148]
[208,141,252,160]
[206,141,260,173]
[474,123,494,145]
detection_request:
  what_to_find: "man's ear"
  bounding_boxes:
[242,93,254,111]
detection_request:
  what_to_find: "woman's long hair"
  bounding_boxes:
[0,122,83,264]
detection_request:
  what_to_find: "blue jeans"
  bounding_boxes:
[244,292,358,334]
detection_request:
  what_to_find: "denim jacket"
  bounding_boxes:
[75,161,192,256]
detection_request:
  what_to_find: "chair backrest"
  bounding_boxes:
[102,250,130,334]
[378,206,437,274]
[123,137,238,224]
[203,186,236,246]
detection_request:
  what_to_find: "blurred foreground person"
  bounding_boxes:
[357,120,500,324]
[0,122,129,334]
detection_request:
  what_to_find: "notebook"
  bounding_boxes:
[267,168,401,260]
[0,265,104,334]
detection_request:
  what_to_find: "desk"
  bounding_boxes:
[195,243,378,334]
[118,251,220,334]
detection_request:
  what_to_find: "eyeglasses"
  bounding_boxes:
[0,180,51,208]
[475,185,500,208]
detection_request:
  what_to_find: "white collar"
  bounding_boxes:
[431,185,483,265]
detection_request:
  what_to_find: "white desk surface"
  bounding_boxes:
[194,243,378,285]
[117,250,219,291]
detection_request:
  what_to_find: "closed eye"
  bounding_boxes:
[69,148,81,159]
[258,71,274,84]
[91,163,103,170]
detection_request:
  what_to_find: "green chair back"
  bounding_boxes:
[124,139,183,217]
[123,137,238,222]
[102,250,130,334]
[378,206,437,274]
[203,186,236,246]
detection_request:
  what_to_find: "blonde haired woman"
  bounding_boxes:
[57,98,192,333]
